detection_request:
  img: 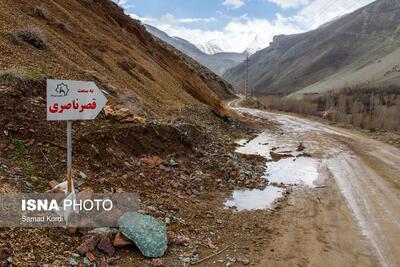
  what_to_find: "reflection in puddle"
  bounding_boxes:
[226,130,321,211]
[225,186,283,211]
[265,157,320,188]
[235,131,305,160]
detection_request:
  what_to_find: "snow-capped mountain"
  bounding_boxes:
[145,24,245,76]
[244,35,266,55]
[198,39,233,55]
[198,35,266,55]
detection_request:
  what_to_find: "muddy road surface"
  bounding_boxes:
[228,99,400,267]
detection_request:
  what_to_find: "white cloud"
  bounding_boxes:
[132,12,216,25]
[265,0,310,9]
[223,0,246,9]
[113,0,135,9]
[132,0,376,53]
[178,17,217,23]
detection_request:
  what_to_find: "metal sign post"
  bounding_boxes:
[47,79,107,194]
[67,121,72,193]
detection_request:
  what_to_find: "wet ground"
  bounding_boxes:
[227,99,400,267]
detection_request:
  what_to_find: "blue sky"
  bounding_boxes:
[124,0,297,31]
[117,0,375,53]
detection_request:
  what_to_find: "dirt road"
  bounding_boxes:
[228,99,400,267]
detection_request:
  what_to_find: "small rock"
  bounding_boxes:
[123,161,133,170]
[241,258,250,265]
[216,219,224,224]
[140,156,164,168]
[83,257,91,265]
[169,159,178,167]
[97,235,115,256]
[181,257,191,264]
[79,171,87,179]
[77,235,99,256]
[225,160,235,167]
[297,142,305,152]
[85,252,96,262]
[152,258,165,267]
[113,232,133,247]
[1,248,11,265]
[69,258,78,266]
[174,235,190,246]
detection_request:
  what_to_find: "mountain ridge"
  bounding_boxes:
[144,24,246,76]
[223,0,400,96]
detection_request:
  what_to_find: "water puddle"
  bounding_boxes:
[265,157,319,188]
[235,131,304,160]
[224,186,283,211]
[225,130,321,211]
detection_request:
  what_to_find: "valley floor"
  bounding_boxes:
[1,86,399,266]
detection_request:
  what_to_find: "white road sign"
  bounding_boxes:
[47,79,107,121]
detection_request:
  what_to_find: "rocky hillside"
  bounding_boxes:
[224,0,400,96]
[0,0,235,117]
[145,24,246,76]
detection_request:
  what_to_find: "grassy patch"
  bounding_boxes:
[12,138,26,159]
[230,131,242,140]
[26,68,47,79]
[20,162,32,175]
[0,68,47,90]
[0,70,28,84]
[368,127,377,133]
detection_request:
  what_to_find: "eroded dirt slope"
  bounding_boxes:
[0,0,235,116]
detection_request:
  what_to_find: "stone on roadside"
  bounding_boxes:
[69,258,78,266]
[174,235,190,246]
[242,258,250,265]
[169,159,178,167]
[140,156,164,168]
[118,212,168,258]
[97,235,115,256]
[113,232,133,247]
[297,142,305,152]
[77,235,99,256]
[85,252,96,262]
[79,171,88,179]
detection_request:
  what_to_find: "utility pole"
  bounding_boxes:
[244,53,249,100]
